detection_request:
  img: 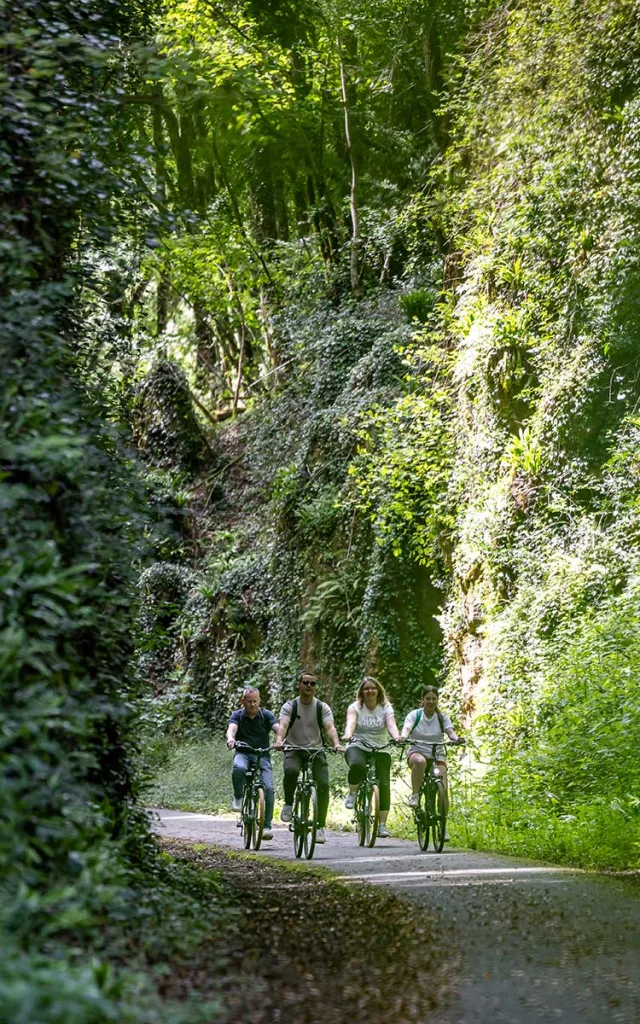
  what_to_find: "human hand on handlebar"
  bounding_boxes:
[226,738,236,750]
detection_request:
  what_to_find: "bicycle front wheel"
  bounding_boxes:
[431,780,446,853]
[242,788,254,850]
[304,786,318,860]
[364,784,380,848]
[293,789,306,858]
[356,786,366,847]
[252,785,265,850]
[416,788,430,851]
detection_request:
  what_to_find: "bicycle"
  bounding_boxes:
[283,746,331,860]
[234,742,271,851]
[346,740,395,848]
[410,741,461,853]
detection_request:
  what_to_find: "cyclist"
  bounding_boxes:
[342,675,401,838]
[275,672,344,844]
[399,685,461,841]
[226,687,279,841]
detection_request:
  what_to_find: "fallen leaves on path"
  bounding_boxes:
[158,838,457,1023]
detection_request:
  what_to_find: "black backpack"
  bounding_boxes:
[284,697,324,740]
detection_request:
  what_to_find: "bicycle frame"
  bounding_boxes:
[283,746,329,860]
[412,741,451,853]
[234,743,271,851]
[347,740,394,848]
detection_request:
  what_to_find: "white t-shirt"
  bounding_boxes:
[279,697,333,748]
[403,708,452,759]
[347,701,394,750]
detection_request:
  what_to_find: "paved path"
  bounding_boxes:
[152,808,640,1024]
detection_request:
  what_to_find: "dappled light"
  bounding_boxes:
[3,0,640,1021]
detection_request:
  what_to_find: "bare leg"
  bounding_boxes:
[409,753,427,794]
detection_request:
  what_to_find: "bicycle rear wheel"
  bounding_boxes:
[293,789,306,858]
[303,786,318,860]
[416,787,430,851]
[242,787,254,850]
[431,781,446,853]
[364,784,380,848]
[252,785,265,850]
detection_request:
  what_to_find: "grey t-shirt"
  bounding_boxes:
[280,697,333,748]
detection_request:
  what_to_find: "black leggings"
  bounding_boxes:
[345,747,391,812]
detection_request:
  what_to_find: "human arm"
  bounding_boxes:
[398,709,416,742]
[226,721,238,750]
[324,720,345,752]
[274,716,289,750]
[442,712,460,744]
[385,712,401,742]
[342,706,358,742]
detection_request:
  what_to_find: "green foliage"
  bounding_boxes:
[7,1,640,982]
[345,373,455,567]
[147,735,273,812]
[132,361,210,472]
[400,288,438,323]
[0,0,251,1018]
[427,0,640,868]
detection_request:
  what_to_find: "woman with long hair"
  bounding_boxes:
[399,685,461,841]
[342,676,400,838]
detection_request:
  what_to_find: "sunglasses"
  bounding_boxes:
[301,679,317,687]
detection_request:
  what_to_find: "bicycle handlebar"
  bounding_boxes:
[233,742,275,753]
[232,742,342,754]
[404,740,465,754]
[280,745,341,754]
[343,738,398,751]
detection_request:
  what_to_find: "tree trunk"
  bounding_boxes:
[338,35,362,296]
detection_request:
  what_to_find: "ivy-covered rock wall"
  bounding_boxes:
[138,293,447,726]
[432,0,640,865]
[128,0,640,869]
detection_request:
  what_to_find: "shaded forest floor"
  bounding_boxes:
[158,837,455,1024]
[158,818,640,1024]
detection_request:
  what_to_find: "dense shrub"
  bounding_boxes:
[431,0,640,866]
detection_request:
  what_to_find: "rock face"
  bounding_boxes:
[132,360,208,472]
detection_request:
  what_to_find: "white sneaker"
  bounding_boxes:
[378,824,390,838]
[315,828,326,843]
[443,832,451,842]
[262,830,273,841]
[231,797,242,811]
[281,804,292,823]
[344,792,356,809]
[408,793,419,807]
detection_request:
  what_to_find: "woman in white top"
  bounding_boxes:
[400,686,461,835]
[342,676,401,838]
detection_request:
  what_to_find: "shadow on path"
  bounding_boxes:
[152,808,640,1024]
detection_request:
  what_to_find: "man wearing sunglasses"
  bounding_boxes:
[275,672,344,844]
